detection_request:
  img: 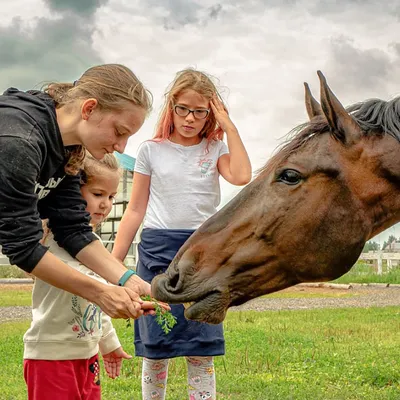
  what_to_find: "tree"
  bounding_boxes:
[362,241,380,253]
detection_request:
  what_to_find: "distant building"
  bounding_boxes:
[383,241,400,252]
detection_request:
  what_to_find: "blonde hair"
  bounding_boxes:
[80,152,120,186]
[154,68,224,142]
[44,64,152,175]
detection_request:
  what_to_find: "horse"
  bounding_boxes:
[152,71,400,324]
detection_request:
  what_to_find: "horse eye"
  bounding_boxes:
[277,169,302,185]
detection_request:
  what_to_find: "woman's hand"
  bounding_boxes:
[124,275,171,315]
[96,284,146,319]
[124,273,152,296]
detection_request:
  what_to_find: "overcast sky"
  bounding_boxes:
[1,0,400,245]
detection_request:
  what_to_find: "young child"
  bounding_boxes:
[23,153,131,400]
[0,64,154,320]
[112,69,252,400]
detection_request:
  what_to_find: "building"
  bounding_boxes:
[383,241,400,252]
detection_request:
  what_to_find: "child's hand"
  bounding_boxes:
[102,347,132,379]
[210,95,237,134]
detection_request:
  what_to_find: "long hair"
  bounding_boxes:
[154,68,224,142]
[43,64,152,175]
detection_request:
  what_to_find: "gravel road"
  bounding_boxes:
[1,283,399,323]
[230,285,400,312]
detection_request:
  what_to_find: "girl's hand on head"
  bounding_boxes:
[210,95,237,134]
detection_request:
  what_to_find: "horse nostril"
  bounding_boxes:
[168,270,180,289]
[165,256,194,292]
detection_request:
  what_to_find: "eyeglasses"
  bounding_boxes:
[174,105,209,120]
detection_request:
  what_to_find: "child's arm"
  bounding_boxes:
[211,96,252,186]
[112,172,150,262]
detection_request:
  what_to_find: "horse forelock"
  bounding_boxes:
[257,96,400,177]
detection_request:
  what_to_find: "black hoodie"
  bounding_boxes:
[0,88,97,272]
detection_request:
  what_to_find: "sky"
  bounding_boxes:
[1,0,400,245]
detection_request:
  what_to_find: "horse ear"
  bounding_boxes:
[317,70,362,144]
[304,82,322,120]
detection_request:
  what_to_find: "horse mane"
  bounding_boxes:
[257,96,400,176]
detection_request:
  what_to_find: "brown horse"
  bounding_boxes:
[152,71,400,324]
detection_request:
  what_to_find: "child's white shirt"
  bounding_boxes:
[135,138,229,229]
[23,233,121,360]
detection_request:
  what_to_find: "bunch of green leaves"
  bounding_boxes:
[126,296,177,334]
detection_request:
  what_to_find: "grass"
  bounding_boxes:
[0,284,399,399]
[333,262,400,284]
[0,287,31,307]
[0,265,30,279]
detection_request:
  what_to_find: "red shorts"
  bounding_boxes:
[24,354,101,400]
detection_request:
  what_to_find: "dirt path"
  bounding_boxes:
[230,285,400,312]
[1,284,400,323]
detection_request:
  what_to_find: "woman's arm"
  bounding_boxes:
[76,240,151,296]
[112,172,151,262]
[33,251,144,319]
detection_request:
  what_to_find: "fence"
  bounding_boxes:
[358,252,400,274]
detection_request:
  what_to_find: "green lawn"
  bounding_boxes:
[1,265,399,399]
[0,307,399,399]
[0,288,31,307]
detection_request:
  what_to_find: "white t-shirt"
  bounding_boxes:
[134,138,229,230]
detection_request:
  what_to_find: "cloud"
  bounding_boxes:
[43,0,108,16]
[2,0,400,242]
[0,2,106,91]
[327,36,395,91]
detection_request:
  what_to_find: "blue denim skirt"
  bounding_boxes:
[134,228,225,359]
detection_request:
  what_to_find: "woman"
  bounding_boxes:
[0,64,156,319]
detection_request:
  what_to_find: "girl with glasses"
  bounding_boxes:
[112,68,251,400]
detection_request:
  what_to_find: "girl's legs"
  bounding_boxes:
[141,358,169,400]
[186,356,216,400]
